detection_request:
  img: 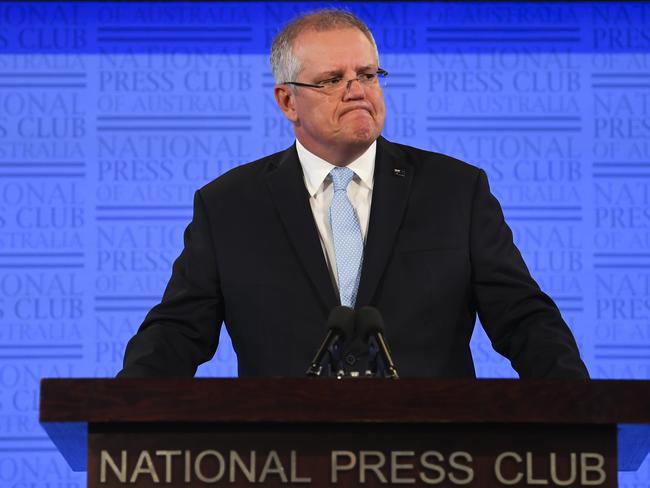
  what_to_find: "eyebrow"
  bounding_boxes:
[315,70,343,79]
[314,65,378,79]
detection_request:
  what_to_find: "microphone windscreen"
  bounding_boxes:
[356,306,385,340]
[326,306,355,340]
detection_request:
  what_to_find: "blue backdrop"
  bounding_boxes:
[0,1,649,486]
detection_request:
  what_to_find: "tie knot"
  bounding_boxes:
[330,167,355,192]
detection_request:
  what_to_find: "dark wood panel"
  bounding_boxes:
[40,378,650,424]
[88,423,617,488]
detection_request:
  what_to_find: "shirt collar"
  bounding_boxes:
[296,139,376,197]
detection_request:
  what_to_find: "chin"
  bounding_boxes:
[351,127,379,145]
[343,121,379,143]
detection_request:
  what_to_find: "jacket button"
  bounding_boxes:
[345,354,356,366]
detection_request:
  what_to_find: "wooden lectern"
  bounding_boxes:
[40,379,650,487]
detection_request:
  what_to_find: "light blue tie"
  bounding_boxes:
[329,167,363,308]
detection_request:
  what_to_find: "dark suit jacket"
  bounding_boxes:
[118,137,589,379]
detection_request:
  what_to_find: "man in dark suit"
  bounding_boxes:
[119,9,588,379]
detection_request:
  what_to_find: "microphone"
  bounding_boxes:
[306,306,355,377]
[356,306,399,379]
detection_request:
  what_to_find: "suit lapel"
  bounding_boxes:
[356,137,413,307]
[265,145,339,312]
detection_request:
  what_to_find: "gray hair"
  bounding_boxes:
[270,9,379,85]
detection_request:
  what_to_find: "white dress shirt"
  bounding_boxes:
[295,139,376,293]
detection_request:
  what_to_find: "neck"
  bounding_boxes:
[296,137,372,167]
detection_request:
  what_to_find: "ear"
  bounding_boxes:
[274,85,298,123]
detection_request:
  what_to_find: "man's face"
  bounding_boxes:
[277,28,386,163]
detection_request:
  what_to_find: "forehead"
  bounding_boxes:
[292,28,378,75]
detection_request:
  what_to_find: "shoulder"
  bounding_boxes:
[196,145,294,201]
[378,137,484,186]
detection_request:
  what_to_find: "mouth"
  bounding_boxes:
[341,107,372,117]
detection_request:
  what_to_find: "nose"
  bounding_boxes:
[344,78,365,99]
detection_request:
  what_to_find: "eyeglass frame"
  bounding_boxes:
[282,68,389,93]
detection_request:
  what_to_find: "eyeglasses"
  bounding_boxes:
[283,68,389,95]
